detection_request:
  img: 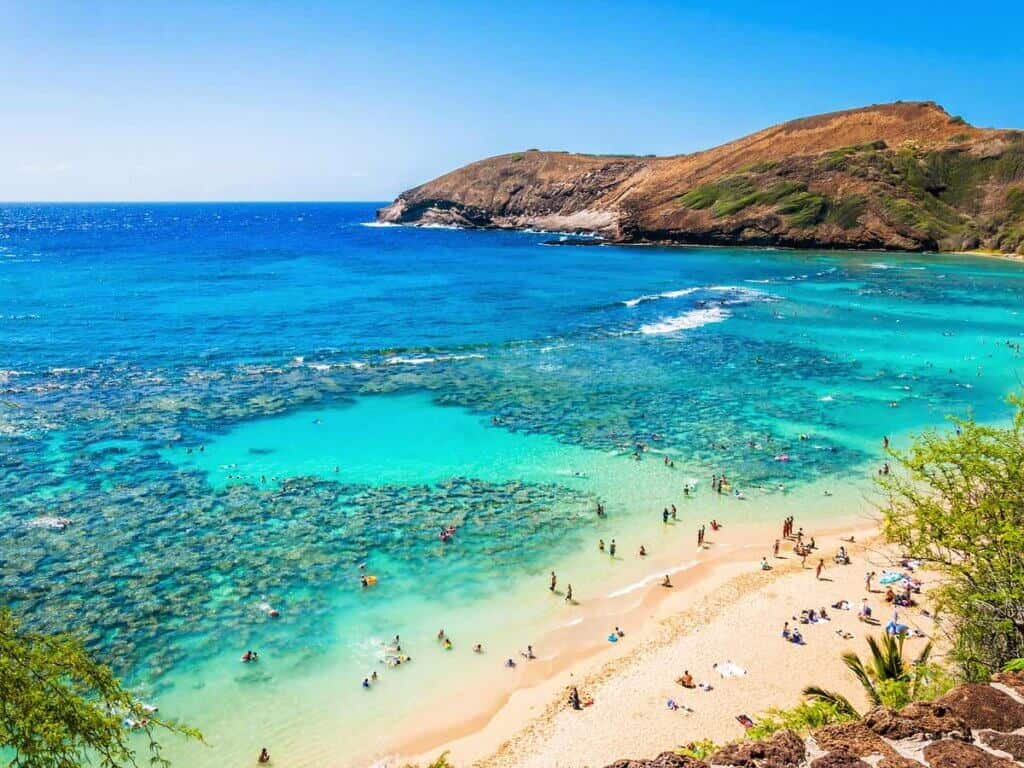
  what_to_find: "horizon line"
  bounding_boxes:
[0,200,392,205]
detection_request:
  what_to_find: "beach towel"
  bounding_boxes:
[716,661,746,678]
[879,572,905,585]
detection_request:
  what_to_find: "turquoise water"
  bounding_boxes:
[2,204,1024,766]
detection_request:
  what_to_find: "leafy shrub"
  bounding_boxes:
[745,700,855,741]
[678,739,718,759]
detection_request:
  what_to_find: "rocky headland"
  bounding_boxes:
[378,102,1024,254]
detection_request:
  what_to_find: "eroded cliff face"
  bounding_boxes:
[378,102,1024,254]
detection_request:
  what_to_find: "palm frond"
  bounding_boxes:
[802,685,860,718]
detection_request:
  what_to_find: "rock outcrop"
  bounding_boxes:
[601,672,1024,767]
[379,102,1024,254]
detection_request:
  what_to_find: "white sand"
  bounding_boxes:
[398,530,936,768]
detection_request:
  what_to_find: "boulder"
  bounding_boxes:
[979,730,1024,762]
[707,729,805,767]
[876,758,925,768]
[862,701,970,741]
[604,752,708,768]
[933,683,1024,732]
[813,722,895,759]
[921,739,1016,767]
[809,751,870,768]
[991,670,1024,700]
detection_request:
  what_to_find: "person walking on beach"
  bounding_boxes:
[866,571,876,592]
[569,686,582,710]
[549,571,556,592]
[565,584,573,602]
[816,559,825,580]
[773,539,780,557]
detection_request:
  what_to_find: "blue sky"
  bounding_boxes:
[2,0,1021,201]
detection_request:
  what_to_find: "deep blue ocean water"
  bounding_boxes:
[2,203,1024,766]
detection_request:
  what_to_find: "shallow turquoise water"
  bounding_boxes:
[2,204,1024,766]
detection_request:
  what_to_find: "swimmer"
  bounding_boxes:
[362,677,371,689]
[473,643,483,653]
[598,538,605,552]
[444,638,453,650]
[437,629,446,641]
[258,748,271,764]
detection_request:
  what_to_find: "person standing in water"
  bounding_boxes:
[609,539,617,556]
[549,571,557,592]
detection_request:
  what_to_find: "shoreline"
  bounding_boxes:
[370,219,1024,263]
[383,517,903,768]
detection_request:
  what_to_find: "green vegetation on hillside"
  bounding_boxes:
[678,175,865,230]
[675,133,1024,251]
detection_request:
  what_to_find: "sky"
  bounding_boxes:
[2,0,1022,202]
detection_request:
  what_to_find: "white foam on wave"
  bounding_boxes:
[359,221,399,228]
[622,286,699,307]
[606,560,699,598]
[640,306,730,335]
[706,285,779,304]
[385,353,484,366]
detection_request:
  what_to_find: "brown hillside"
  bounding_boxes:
[379,102,1024,253]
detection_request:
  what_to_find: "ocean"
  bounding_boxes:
[2,202,1023,766]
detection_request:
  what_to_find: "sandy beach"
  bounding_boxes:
[394,524,934,768]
